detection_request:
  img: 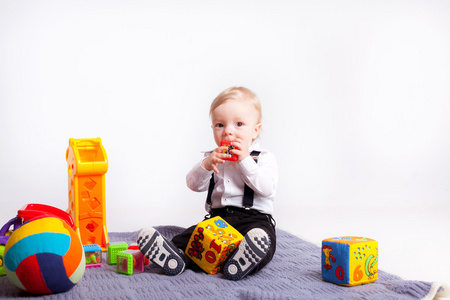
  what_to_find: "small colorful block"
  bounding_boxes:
[129,243,150,265]
[107,241,128,265]
[116,249,144,275]
[83,244,102,268]
[220,140,238,161]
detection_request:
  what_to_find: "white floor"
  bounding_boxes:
[275,204,450,299]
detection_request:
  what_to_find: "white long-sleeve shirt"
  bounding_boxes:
[186,142,278,215]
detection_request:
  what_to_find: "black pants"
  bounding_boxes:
[172,206,277,274]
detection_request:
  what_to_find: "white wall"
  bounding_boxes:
[1,0,449,236]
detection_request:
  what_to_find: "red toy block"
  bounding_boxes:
[220,140,238,161]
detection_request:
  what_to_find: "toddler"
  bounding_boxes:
[137,87,278,280]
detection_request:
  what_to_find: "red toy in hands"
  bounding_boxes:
[220,140,238,161]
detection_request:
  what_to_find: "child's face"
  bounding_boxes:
[211,100,261,148]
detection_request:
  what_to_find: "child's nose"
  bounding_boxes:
[224,125,234,136]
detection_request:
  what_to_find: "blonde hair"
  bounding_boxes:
[209,87,262,122]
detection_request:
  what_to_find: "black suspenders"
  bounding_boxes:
[206,151,261,210]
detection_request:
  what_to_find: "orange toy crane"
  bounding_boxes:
[66,138,109,251]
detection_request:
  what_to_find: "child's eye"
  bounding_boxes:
[215,123,224,128]
[235,122,243,127]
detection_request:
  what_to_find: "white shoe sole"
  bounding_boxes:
[223,228,270,280]
[137,228,185,276]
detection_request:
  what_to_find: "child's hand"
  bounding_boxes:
[229,138,250,162]
[202,146,231,173]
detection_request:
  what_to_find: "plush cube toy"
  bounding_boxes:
[185,216,243,275]
[116,250,144,275]
[322,236,378,286]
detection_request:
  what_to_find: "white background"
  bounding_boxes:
[1,0,449,291]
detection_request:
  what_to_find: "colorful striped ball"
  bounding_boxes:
[4,216,85,294]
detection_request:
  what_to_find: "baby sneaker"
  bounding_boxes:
[137,227,186,276]
[223,228,271,281]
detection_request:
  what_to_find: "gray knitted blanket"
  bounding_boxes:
[0,226,447,299]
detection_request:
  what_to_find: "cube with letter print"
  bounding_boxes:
[185,217,243,274]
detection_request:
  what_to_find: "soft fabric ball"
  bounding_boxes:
[4,216,85,294]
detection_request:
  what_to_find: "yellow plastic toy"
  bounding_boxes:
[66,138,109,251]
[185,216,243,275]
[322,236,378,286]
